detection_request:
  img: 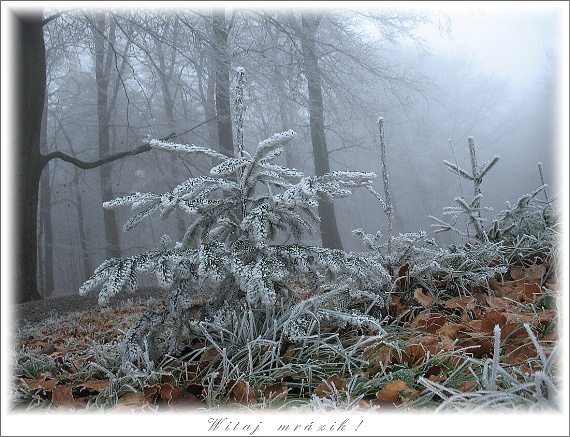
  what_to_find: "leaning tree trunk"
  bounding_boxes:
[14,11,46,303]
[300,15,343,250]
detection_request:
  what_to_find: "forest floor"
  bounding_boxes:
[10,287,168,328]
[8,262,562,415]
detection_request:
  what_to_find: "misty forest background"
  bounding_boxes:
[11,5,561,303]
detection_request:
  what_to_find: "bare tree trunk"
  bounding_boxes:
[14,11,45,303]
[91,13,121,259]
[153,19,187,240]
[39,91,54,297]
[211,9,234,158]
[300,15,343,250]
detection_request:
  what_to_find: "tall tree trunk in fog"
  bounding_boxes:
[14,11,45,303]
[91,14,122,259]
[211,9,234,158]
[152,19,187,240]
[39,92,54,297]
[299,15,343,250]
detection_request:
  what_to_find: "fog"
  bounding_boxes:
[2,2,567,298]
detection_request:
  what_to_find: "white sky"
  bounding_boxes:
[413,2,564,89]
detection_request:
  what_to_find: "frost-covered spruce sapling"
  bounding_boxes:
[79,71,390,369]
[430,136,499,242]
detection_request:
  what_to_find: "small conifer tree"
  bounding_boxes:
[79,70,391,368]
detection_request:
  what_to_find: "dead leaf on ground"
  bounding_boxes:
[314,374,347,397]
[264,383,288,400]
[375,380,419,403]
[481,310,508,333]
[39,344,57,355]
[23,377,58,391]
[230,380,256,405]
[436,322,467,340]
[414,288,435,307]
[509,264,546,286]
[458,380,478,392]
[52,384,75,407]
[406,335,440,362]
[363,345,397,374]
[455,336,494,358]
[523,283,542,301]
[76,379,110,393]
[415,313,447,334]
[113,392,145,412]
[442,296,476,312]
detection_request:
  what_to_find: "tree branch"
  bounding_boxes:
[42,132,176,170]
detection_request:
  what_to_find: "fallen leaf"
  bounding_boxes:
[481,310,507,333]
[230,380,256,405]
[458,380,478,392]
[485,296,515,311]
[39,344,57,355]
[314,374,347,397]
[363,345,397,374]
[264,383,288,400]
[52,384,75,407]
[168,390,201,409]
[113,392,145,412]
[375,380,419,403]
[510,266,525,280]
[406,335,440,362]
[409,309,431,329]
[442,296,476,312]
[23,377,57,391]
[414,288,435,307]
[158,382,181,402]
[456,337,493,358]
[76,379,110,393]
[415,313,447,334]
[436,322,466,340]
[389,295,411,318]
[523,282,542,301]
[395,264,409,289]
[282,344,296,362]
[199,347,219,362]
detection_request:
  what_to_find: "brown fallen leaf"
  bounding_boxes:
[458,380,478,392]
[395,263,409,290]
[52,384,75,407]
[415,313,447,334]
[442,296,476,312]
[39,344,57,355]
[375,380,419,403]
[264,382,288,400]
[363,345,397,374]
[199,347,219,363]
[76,379,110,393]
[523,282,542,302]
[113,392,145,412]
[230,380,256,405]
[158,382,181,403]
[436,322,466,340]
[168,390,201,409]
[414,288,435,308]
[481,310,508,333]
[23,377,58,391]
[406,335,440,362]
[314,374,347,397]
